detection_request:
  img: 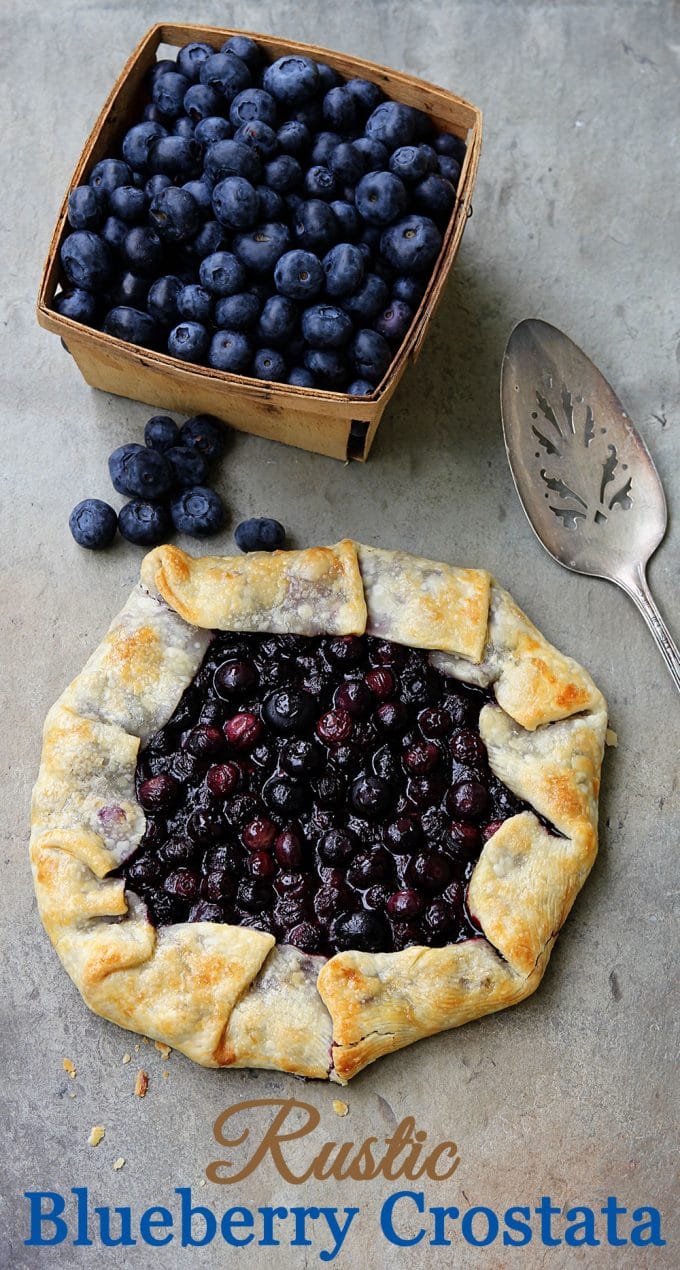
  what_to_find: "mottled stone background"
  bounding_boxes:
[1,0,678,1265]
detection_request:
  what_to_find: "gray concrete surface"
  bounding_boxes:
[1,0,679,1265]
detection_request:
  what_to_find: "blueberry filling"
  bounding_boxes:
[118,633,530,955]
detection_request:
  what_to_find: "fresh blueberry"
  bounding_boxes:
[287,366,315,387]
[392,274,426,306]
[176,283,212,322]
[183,83,224,122]
[301,304,353,348]
[144,415,179,451]
[323,86,359,132]
[234,517,286,551]
[221,35,263,73]
[264,155,303,193]
[329,200,361,241]
[347,378,374,395]
[230,87,277,129]
[122,225,164,274]
[310,132,341,166]
[375,298,413,343]
[252,348,287,381]
[184,219,225,260]
[353,136,389,170]
[171,486,225,536]
[118,500,171,545]
[149,59,177,86]
[180,415,225,460]
[60,231,112,289]
[54,287,97,323]
[322,242,365,298]
[437,155,461,186]
[168,321,210,362]
[414,173,456,223]
[291,98,324,131]
[99,217,130,258]
[142,103,166,124]
[316,62,343,93]
[172,116,196,137]
[389,144,432,184]
[208,329,252,372]
[341,271,389,320]
[263,56,320,105]
[350,328,392,385]
[149,186,201,242]
[89,158,132,197]
[328,141,366,186]
[381,214,442,274]
[67,185,104,230]
[144,173,172,200]
[434,131,467,162]
[274,248,324,300]
[146,274,182,325]
[109,270,150,310]
[365,101,416,150]
[214,291,260,330]
[102,306,159,347]
[277,120,310,156]
[181,178,213,213]
[302,347,348,388]
[200,52,251,103]
[148,135,203,179]
[199,250,247,295]
[255,184,285,221]
[212,175,258,228]
[177,41,214,82]
[355,170,407,225]
[108,184,148,223]
[108,443,172,499]
[292,200,339,254]
[346,78,384,114]
[122,122,168,172]
[204,138,262,185]
[165,445,209,488]
[152,71,191,119]
[257,295,298,346]
[69,499,117,549]
[304,165,337,201]
[194,116,232,145]
[234,120,279,159]
[233,222,291,274]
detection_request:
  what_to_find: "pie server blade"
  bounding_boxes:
[500,318,680,691]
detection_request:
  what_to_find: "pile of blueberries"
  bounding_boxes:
[56,36,466,394]
[68,410,285,550]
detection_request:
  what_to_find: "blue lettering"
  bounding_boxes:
[380,1191,426,1247]
[503,1206,533,1246]
[631,1207,666,1247]
[176,1187,216,1247]
[461,1206,499,1247]
[140,1207,173,1247]
[24,1192,68,1247]
[565,1207,600,1247]
[536,1195,562,1246]
[220,1207,254,1247]
[319,1207,359,1262]
[601,1195,627,1246]
[72,1187,92,1246]
[430,1205,459,1246]
[95,1206,136,1247]
[258,1206,287,1246]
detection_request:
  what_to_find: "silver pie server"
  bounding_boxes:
[501,318,680,691]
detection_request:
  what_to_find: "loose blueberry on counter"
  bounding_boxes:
[69,498,117,549]
[165,445,209,488]
[170,486,225,536]
[180,414,225,460]
[234,517,286,552]
[144,415,179,451]
[118,499,171,545]
[108,442,173,499]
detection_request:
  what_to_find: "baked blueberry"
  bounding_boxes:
[207,329,252,372]
[168,321,210,362]
[118,500,171,546]
[108,443,173,499]
[199,250,247,296]
[170,486,225,536]
[147,274,183,326]
[234,517,286,552]
[263,56,320,105]
[332,910,388,953]
[322,242,365,298]
[301,304,353,348]
[149,186,201,242]
[144,415,179,452]
[60,231,112,290]
[200,52,251,103]
[355,170,407,225]
[176,283,212,323]
[54,288,98,323]
[102,306,159,347]
[69,499,117,549]
[67,185,104,231]
[274,248,324,300]
[263,687,315,734]
[180,415,225,460]
[381,214,442,274]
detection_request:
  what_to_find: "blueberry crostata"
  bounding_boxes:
[30,542,607,1081]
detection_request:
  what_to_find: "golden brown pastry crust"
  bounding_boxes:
[30,542,607,1082]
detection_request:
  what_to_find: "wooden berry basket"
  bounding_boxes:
[37,23,482,461]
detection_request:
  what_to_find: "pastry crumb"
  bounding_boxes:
[199,1179,206,1187]
[142,1036,149,1045]
[112,1157,125,1171]
[135,1070,149,1098]
[69,1091,77,1100]
[606,727,618,747]
[88,1126,105,1147]
[122,1053,132,1064]
[332,1099,349,1117]
[162,1070,170,1079]
[155,1041,172,1059]
[63,1058,76,1078]
[134,1044,140,1052]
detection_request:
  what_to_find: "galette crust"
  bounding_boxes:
[31,542,607,1082]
